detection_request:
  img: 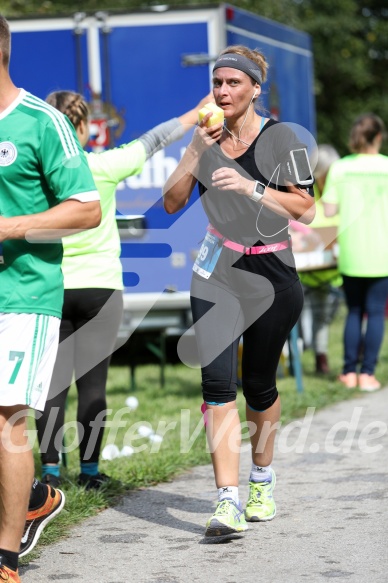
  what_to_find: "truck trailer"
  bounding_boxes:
[9,4,316,377]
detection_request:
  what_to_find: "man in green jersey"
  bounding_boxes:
[0,15,101,582]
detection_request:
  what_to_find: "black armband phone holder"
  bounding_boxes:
[282,147,314,187]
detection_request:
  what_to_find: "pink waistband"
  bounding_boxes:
[207,225,289,255]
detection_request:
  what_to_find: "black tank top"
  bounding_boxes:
[197,119,307,295]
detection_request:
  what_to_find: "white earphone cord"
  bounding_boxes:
[255,163,290,238]
[223,91,256,147]
[223,91,289,239]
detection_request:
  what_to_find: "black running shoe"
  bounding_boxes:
[41,473,62,489]
[78,472,111,490]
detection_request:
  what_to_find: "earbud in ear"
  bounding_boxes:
[253,90,258,98]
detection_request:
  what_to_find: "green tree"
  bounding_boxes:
[247,0,388,153]
[2,0,388,153]
[292,0,388,154]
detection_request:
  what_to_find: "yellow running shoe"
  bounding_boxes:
[205,498,248,538]
[245,469,276,522]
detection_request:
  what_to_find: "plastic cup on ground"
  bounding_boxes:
[101,444,120,460]
[149,434,163,443]
[120,445,135,457]
[137,425,153,437]
[125,396,139,410]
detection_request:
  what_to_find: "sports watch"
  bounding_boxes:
[250,180,266,202]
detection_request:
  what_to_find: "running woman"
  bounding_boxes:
[164,45,315,539]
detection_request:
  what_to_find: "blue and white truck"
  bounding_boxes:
[9,5,316,361]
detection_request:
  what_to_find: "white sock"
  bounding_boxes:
[218,486,239,505]
[250,463,272,483]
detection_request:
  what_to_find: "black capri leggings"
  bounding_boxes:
[190,277,303,411]
[36,288,123,464]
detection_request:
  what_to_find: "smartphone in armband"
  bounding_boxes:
[290,148,314,187]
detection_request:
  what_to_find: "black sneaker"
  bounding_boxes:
[41,473,62,489]
[78,472,111,490]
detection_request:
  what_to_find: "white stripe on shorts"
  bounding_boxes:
[0,313,60,411]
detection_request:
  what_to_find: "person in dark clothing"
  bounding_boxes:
[163,45,315,539]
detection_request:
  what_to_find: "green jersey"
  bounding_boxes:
[62,140,146,290]
[323,153,388,277]
[0,90,98,317]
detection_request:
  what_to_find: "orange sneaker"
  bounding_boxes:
[0,564,21,582]
[338,372,357,389]
[19,485,65,558]
[358,374,381,392]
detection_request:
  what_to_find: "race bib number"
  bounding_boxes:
[193,231,223,279]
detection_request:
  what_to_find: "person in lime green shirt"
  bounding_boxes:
[298,145,343,374]
[323,113,388,391]
[35,90,211,488]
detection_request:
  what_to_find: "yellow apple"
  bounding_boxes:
[198,102,224,127]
